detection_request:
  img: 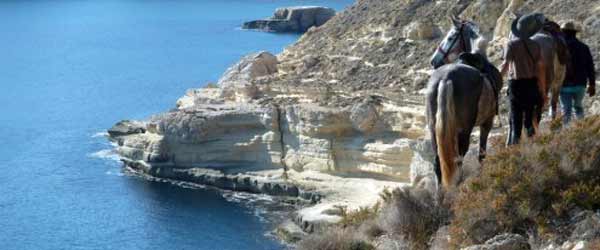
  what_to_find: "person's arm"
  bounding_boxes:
[585,46,596,96]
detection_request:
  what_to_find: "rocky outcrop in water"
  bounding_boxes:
[242,6,336,33]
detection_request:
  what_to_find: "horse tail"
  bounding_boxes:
[435,79,458,187]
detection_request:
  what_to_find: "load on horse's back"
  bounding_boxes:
[427,16,503,187]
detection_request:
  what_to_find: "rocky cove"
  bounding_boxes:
[108,0,600,249]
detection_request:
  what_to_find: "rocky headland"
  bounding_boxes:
[243,6,336,33]
[109,0,600,249]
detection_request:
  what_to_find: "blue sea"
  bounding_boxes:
[0,1,352,249]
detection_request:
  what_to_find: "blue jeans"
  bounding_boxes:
[560,86,586,125]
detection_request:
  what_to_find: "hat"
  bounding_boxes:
[511,13,544,39]
[560,20,581,32]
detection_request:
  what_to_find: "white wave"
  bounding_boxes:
[105,170,125,176]
[92,131,108,138]
[88,149,120,162]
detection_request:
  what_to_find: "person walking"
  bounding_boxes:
[500,13,547,145]
[560,20,596,125]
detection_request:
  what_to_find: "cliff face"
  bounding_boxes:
[109,0,600,219]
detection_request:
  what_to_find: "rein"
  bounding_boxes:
[437,23,468,63]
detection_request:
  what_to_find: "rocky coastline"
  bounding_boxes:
[109,0,600,249]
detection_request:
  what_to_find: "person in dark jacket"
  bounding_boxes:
[560,20,596,125]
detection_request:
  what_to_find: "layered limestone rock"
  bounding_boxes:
[112,103,284,172]
[111,92,426,177]
[243,6,336,33]
[109,0,600,243]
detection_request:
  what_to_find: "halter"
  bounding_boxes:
[437,23,469,64]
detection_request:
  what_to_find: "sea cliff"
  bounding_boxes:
[109,0,600,248]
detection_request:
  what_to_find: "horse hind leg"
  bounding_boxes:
[550,87,561,119]
[454,129,474,185]
[551,59,566,119]
[430,127,443,185]
[478,119,493,162]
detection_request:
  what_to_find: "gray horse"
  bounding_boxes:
[428,17,503,187]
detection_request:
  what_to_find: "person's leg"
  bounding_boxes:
[525,104,535,137]
[573,87,585,120]
[525,79,539,137]
[560,91,574,125]
[508,99,524,145]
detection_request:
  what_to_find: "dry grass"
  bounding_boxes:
[449,116,600,247]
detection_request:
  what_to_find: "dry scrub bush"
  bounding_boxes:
[377,186,449,250]
[338,204,381,228]
[449,116,600,247]
[296,184,448,250]
[296,227,375,250]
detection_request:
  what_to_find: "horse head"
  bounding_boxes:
[430,16,483,69]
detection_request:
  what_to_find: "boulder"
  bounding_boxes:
[275,219,307,243]
[349,96,382,133]
[107,120,146,137]
[409,139,436,185]
[570,211,600,241]
[373,234,410,250]
[218,51,278,102]
[430,226,451,250]
[243,6,336,33]
[403,21,441,40]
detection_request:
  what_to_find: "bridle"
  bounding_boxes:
[436,23,470,64]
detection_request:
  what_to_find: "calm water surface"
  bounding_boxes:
[0,1,352,249]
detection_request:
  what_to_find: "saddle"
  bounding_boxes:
[457,52,486,72]
[457,52,502,114]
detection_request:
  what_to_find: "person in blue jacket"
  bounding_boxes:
[560,20,596,125]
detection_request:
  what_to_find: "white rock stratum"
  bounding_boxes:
[108,50,434,231]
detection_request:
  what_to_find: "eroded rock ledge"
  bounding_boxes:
[108,50,431,235]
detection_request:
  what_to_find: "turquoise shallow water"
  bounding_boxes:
[0,1,352,249]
